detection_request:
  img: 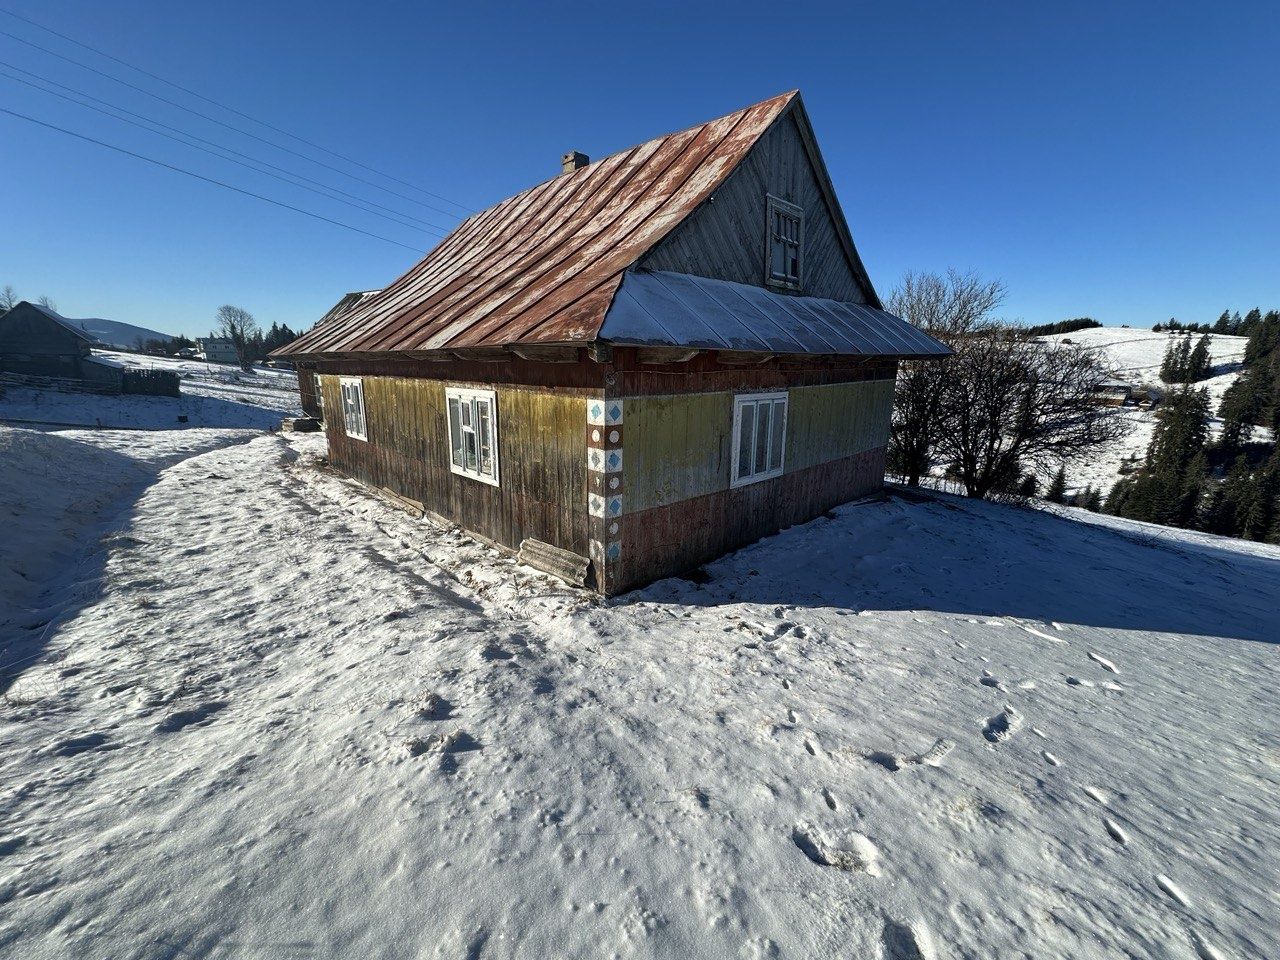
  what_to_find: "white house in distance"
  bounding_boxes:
[195,337,238,363]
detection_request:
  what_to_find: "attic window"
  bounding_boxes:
[766,195,803,289]
[339,377,367,441]
[446,386,499,486]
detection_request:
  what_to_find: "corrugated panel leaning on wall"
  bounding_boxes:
[317,374,592,557]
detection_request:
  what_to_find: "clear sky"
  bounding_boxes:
[1,1,1277,338]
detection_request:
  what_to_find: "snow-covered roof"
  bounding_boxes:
[602,270,950,358]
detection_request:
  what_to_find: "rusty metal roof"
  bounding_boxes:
[278,91,803,357]
[603,270,951,358]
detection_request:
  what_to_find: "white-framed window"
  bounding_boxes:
[339,376,367,441]
[445,386,499,486]
[766,195,803,289]
[731,391,788,488]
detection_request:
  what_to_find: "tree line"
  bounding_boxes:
[1154,307,1270,336]
[1022,317,1101,337]
[1106,311,1280,542]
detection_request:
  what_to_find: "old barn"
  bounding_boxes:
[276,91,948,594]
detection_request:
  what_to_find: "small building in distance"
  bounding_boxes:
[0,301,100,379]
[275,91,949,595]
[0,301,179,397]
[196,337,238,364]
[1090,379,1133,407]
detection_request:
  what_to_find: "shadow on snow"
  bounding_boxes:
[636,488,1278,645]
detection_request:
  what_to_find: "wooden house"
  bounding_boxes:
[275,91,949,595]
[0,302,180,397]
[0,301,99,379]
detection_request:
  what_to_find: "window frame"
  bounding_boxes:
[765,194,804,291]
[338,376,367,441]
[730,391,788,489]
[445,385,500,487]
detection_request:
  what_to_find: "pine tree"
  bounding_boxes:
[1084,486,1103,511]
[1213,310,1231,334]
[1188,335,1212,381]
[1159,340,1178,382]
[1046,466,1067,503]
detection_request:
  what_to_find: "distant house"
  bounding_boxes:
[1090,379,1132,406]
[196,337,239,364]
[0,301,179,397]
[275,91,949,594]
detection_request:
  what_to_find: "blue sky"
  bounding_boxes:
[1,1,1277,338]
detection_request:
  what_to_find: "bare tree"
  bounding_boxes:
[887,270,1006,485]
[0,284,16,311]
[937,329,1130,498]
[215,304,259,371]
[36,295,57,312]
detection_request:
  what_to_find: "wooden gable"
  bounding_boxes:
[0,302,94,357]
[636,100,880,307]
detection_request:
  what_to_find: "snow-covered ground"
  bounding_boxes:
[0,351,300,431]
[1039,327,1253,496]
[1,426,1276,959]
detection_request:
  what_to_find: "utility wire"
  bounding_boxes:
[0,26,470,222]
[0,62,453,238]
[0,105,425,252]
[0,4,476,214]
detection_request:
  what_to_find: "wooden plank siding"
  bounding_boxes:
[637,112,869,304]
[613,446,886,593]
[624,378,893,513]
[318,374,592,557]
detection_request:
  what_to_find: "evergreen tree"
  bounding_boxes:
[1083,486,1103,511]
[1188,335,1212,381]
[1046,466,1067,503]
[1213,310,1231,334]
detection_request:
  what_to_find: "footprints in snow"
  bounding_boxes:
[791,823,881,875]
[981,705,1022,744]
[882,919,937,960]
[867,738,955,773]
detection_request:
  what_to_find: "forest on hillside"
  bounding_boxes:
[1104,310,1280,542]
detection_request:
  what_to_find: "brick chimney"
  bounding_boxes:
[561,150,589,174]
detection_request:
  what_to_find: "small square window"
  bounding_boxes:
[445,386,500,486]
[731,392,788,487]
[766,195,803,290]
[339,376,367,441]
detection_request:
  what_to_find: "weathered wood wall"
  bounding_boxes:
[637,111,869,303]
[624,379,892,513]
[318,373,591,556]
[0,303,92,378]
[296,364,321,419]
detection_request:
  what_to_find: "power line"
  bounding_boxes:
[0,105,425,252]
[0,4,476,215]
[0,62,453,238]
[0,26,471,222]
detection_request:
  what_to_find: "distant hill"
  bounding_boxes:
[72,317,177,349]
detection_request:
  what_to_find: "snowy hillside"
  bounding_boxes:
[1,425,1276,959]
[71,317,176,349]
[1039,327,1252,496]
[0,351,299,430]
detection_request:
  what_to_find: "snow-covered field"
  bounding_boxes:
[0,351,300,431]
[1,422,1276,959]
[1040,327,1253,496]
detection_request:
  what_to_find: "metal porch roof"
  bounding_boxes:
[601,270,950,358]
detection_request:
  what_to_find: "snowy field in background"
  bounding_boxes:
[0,350,300,431]
[1040,327,1253,496]
[1,423,1276,959]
